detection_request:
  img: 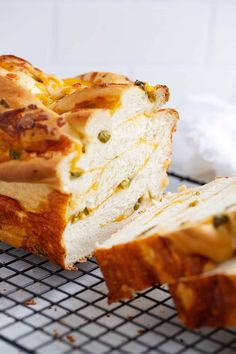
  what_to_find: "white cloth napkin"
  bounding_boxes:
[172,94,236,181]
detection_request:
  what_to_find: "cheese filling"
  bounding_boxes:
[98,178,236,263]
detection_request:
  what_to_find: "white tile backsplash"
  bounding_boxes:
[212,1,236,65]
[0,1,54,66]
[0,0,235,102]
[57,1,210,65]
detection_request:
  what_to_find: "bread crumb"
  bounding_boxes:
[24,299,37,306]
[126,316,133,320]
[66,335,75,343]
[137,329,145,334]
[52,329,60,337]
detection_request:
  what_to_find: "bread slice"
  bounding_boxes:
[169,257,236,328]
[95,177,236,302]
[0,55,177,268]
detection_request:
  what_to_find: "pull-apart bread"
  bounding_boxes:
[95,177,236,302]
[0,55,178,268]
[169,257,236,328]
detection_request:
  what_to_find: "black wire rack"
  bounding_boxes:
[0,172,236,354]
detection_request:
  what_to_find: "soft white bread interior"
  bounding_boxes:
[63,108,178,265]
[170,256,236,328]
[95,177,236,302]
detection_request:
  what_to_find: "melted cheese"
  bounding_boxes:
[0,59,80,107]
[70,143,83,174]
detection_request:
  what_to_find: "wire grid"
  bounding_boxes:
[0,173,236,354]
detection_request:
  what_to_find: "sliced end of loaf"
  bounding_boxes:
[63,108,178,267]
[95,177,236,302]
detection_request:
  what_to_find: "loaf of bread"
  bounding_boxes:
[95,177,236,302]
[0,55,178,268]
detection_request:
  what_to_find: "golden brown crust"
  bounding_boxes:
[0,54,60,86]
[0,56,169,184]
[0,58,75,183]
[170,273,236,328]
[52,83,133,114]
[0,105,60,141]
[95,210,236,303]
[0,191,69,267]
[95,234,212,303]
[0,72,61,136]
[0,55,41,81]
[0,103,73,183]
[77,71,130,85]
[0,155,63,183]
[0,54,31,65]
[52,83,169,114]
[156,85,170,104]
[0,76,44,111]
[157,108,177,115]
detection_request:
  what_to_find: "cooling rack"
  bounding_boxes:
[0,172,236,354]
